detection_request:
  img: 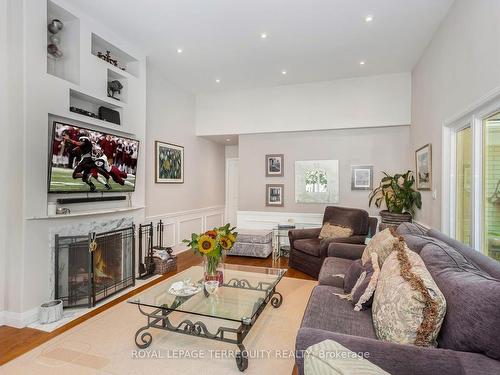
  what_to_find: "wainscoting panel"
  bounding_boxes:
[146,206,225,252]
[237,210,324,230]
[206,212,224,229]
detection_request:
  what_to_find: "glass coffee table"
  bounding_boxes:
[128,263,286,371]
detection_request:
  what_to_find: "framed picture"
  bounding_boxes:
[265,154,284,177]
[351,165,373,190]
[155,141,184,183]
[415,144,432,190]
[295,160,339,203]
[266,184,284,207]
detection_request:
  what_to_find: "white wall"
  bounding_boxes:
[225,145,239,159]
[238,126,411,217]
[196,73,411,136]
[2,0,149,327]
[411,0,500,228]
[145,65,225,219]
[0,0,8,319]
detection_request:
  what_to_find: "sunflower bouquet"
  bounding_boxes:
[183,224,238,280]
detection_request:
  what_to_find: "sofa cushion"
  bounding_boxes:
[361,228,399,266]
[294,238,321,257]
[344,259,363,293]
[318,257,353,288]
[352,253,380,311]
[396,222,428,236]
[301,285,377,339]
[400,234,438,254]
[319,223,353,240]
[420,242,500,359]
[372,241,446,347]
[428,228,500,279]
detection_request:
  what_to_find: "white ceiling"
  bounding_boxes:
[69,0,454,93]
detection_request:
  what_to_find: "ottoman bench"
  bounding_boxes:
[228,229,273,258]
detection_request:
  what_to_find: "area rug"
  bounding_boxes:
[1,276,316,375]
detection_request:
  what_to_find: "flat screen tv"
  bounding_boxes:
[48,121,139,193]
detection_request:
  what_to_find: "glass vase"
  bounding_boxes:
[203,255,224,286]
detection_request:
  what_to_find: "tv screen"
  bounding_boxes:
[48,121,139,193]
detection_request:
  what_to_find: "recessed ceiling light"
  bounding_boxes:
[281,70,287,75]
[260,33,268,39]
[215,79,221,83]
[365,15,374,23]
[176,48,183,54]
[225,138,231,142]
[359,61,366,65]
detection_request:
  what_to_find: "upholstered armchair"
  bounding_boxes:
[288,206,378,278]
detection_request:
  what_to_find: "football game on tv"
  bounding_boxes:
[48,121,139,193]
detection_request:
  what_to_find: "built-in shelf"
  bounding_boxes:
[26,206,145,220]
[91,33,139,77]
[49,112,135,137]
[69,88,124,127]
[47,0,80,84]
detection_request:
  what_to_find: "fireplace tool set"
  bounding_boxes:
[138,220,175,279]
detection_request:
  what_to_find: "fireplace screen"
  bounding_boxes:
[55,226,135,308]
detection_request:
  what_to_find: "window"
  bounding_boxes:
[483,113,500,261]
[446,99,500,260]
[455,126,472,246]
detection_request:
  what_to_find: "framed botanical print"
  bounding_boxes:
[265,154,284,177]
[415,144,432,190]
[351,165,373,190]
[155,141,184,183]
[266,184,284,207]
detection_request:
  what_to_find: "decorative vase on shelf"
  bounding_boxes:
[183,223,238,291]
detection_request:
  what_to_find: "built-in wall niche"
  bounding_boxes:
[47,0,80,84]
[91,33,139,77]
[107,69,128,103]
[69,88,124,126]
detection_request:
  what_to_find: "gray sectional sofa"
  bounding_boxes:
[295,223,500,375]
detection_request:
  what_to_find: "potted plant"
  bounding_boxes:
[183,224,238,286]
[369,170,422,228]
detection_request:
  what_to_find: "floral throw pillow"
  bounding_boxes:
[361,228,399,267]
[372,238,447,347]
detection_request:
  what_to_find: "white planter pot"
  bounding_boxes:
[39,299,63,324]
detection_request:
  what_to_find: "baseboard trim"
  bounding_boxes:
[1,307,39,328]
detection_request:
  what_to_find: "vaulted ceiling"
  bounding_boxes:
[68,0,454,93]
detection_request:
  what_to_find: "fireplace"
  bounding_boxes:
[54,226,135,308]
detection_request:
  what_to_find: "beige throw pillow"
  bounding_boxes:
[372,239,446,347]
[319,223,353,240]
[361,228,398,266]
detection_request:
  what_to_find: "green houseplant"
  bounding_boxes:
[369,170,422,227]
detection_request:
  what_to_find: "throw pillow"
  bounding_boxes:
[319,223,353,240]
[420,242,500,360]
[352,252,380,311]
[372,238,446,347]
[361,228,399,266]
[343,259,363,293]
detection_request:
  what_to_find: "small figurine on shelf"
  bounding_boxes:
[107,80,123,100]
[97,50,126,71]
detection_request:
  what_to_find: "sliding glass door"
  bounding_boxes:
[448,104,500,260]
[483,113,500,261]
[455,126,472,246]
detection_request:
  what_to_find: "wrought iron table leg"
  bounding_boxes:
[134,325,153,349]
[235,343,248,371]
[270,290,283,308]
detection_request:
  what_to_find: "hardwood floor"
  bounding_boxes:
[0,251,314,368]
